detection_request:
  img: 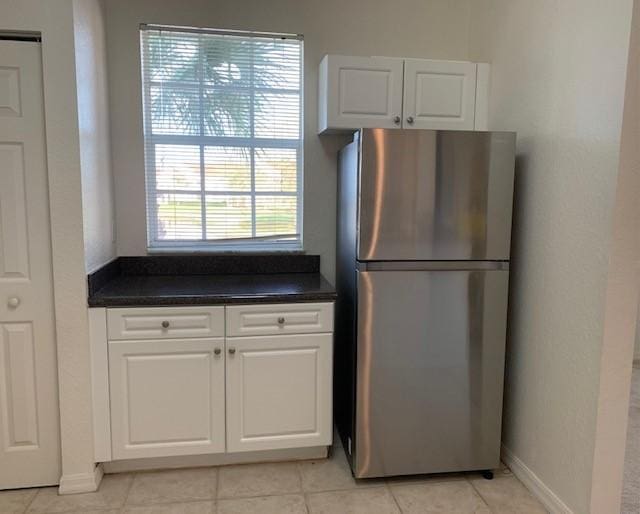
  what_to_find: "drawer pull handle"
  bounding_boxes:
[277,317,285,325]
[214,348,221,356]
[228,347,236,355]
[161,320,170,329]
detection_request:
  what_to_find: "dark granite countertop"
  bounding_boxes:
[88,255,336,307]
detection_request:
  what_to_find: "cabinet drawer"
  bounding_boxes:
[226,303,334,337]
[107,306,224,340]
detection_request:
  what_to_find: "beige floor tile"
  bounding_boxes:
[299,446,380,492]
[127,468,216,506]
[61,510,120,514]
[123,500,215,513]
[390,480,490,513]
[306,487,400,514]
[216,462,301,499]
[217,494,306,514]
[0,488,39,514]
[470,476,548,513]
[27,474,133,513]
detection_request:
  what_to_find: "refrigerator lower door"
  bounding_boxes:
[354,268,509,478]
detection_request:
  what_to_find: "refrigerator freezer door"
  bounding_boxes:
[354,269,508,478]
[358,129,515,261]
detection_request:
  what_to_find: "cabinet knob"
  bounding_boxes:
[277,317,285,325]
[7,297,20,309]
[228,347,236,355]
[406,116,414,124]
[214,348,222,355]
[393,115,401,124]
[161,320,170,329]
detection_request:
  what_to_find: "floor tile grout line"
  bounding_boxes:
[466,475,495,512]
[386,482,405,514]
[22,486,42,514]
[213,467,219,502]
[120,471,137,508]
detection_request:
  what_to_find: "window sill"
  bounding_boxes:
[147,247,305,255]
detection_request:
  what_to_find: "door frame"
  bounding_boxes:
[0,1,102,494]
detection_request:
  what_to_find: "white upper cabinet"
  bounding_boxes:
[318,55,404,133]
[318,55,489,133]
[402,59,477,130]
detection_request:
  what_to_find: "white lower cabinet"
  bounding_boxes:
[109,338,226,460]
[101,303,334,462]
[226,334,333,452]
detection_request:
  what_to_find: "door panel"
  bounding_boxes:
[0,41,60,488]
[0,144,29,278]
[403,59,476,130]
[354,269,508,477]
[109,338,225,460]
[0,324,38,449]
[358,129,515,261]
[226,334,332,452]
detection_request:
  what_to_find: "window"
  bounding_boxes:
[140,25,303,251]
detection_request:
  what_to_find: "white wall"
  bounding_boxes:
[0,0,98,491]
[103,0,472,280]
[468,2,634,513]
[590,2,640,509]
[73,0,116,273]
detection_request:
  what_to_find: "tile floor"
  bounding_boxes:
[622,363,640,514]
[0,439,548,514]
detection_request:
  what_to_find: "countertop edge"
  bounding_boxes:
[88,291,337,308]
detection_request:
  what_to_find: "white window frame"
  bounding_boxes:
[140,25,304,252]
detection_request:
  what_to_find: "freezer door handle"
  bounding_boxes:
[357,260,509,272]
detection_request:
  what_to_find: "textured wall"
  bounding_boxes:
[73,0,116,273]
[467,1,633,512]
[103,0,472,281]
[590,1,640,510]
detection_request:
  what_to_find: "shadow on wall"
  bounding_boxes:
[503,151,528,429]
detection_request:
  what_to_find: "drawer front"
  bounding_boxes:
[226,303,334,337]
[107,306,224,340]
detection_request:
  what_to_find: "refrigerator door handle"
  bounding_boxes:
[357,261,510,272]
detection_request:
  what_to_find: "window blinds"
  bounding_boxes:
[140,26,303,250]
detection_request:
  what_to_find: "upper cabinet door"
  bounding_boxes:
[402,59,477,130]
[318,55,403,133]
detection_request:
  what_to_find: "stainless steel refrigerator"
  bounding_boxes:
[335,128,516,479]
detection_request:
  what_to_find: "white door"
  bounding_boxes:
[109,338,226,460]
[319,55,404,132]
[0,41,61,488]
[402,59,477,130]
[226,333,332,452]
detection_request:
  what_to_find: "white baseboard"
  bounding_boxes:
[501,444,573,514]
[58,464,103,495]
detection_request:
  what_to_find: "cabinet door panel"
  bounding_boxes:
[403,59,477,130]
[109,338,225,459]
[226,334,332,452]
[319,55,403,132]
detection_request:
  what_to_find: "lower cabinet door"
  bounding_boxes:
[226,333,332,452]
[109,338,225,460]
